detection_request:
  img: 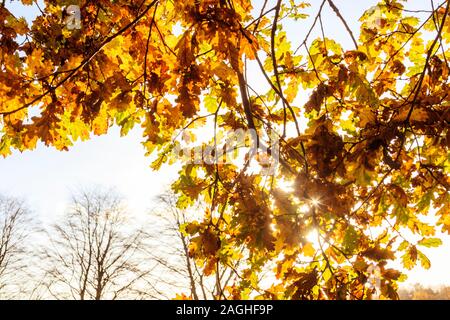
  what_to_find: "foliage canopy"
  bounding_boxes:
[1,0,450,299]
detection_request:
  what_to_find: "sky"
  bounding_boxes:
[1,0,450,288]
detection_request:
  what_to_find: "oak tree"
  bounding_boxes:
[1,0,450,299]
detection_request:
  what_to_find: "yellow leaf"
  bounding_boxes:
[303,243,316,257]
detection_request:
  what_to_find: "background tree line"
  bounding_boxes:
[0,188,235,300]
[399,285,450,300]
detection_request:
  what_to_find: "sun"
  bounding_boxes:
[310,198,321,207]
[306,229,320,247]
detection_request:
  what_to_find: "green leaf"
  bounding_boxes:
[418,238,442,248]
[398,240,409,251]
[343,226,359,253]
[418,250,431,269]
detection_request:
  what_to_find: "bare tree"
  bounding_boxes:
[40,189,157,300]
[147,192,239,300]
[0,195,33,299]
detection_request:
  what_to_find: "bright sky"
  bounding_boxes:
[1,0,449,288]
